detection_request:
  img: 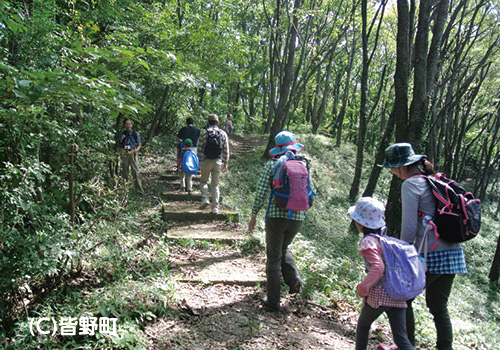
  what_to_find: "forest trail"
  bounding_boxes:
[143,134,374,350]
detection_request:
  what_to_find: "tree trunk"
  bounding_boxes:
[349,0,370,201]
[386,0,411,235]
[146,85,170,145]
[264,0,302,156]
[394,0,410,141]
[363,112,396,197]
[489,232,500,281]
[408,0,430,149]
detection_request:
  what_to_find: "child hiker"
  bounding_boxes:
[178,138,196,194]
[349,197,414,350]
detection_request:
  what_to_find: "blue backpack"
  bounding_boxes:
[367,233,426,301]
[181,149,199,175]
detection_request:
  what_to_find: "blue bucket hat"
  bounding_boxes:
[378,143,426,168]
[269,131,304,157]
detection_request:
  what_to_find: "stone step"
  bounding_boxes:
[162,204,239,222]
[162,191,202,201]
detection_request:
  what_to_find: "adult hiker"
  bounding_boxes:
[223,113,234,137]
[197,113,230,214]
[248,131,315,312]
[380,142,467,350]
[176,117,200,169]
[350,197,414,350]
[116,118,144,195]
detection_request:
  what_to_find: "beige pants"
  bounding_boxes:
[121,150,144,193]
[200,158,222,210]
[179,172,193,191]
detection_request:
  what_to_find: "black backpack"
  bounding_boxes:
[203,128,223,159]
[416,173,481,243]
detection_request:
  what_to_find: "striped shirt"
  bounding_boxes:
[197,126,230,168]
[251,159,314,220]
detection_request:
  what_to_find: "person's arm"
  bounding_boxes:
[248,161,273,232]
[135,132,142,153]
[221,131,230,170]
[357,237,385,297]
[400,179,420,244]
[197,129,206,156]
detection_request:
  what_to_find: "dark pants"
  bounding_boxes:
[356,304,414,350]
[407,273,455,350]
[265,218,302,307]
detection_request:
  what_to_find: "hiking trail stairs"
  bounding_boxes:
[160,134,267,287]
[145,134,358,350]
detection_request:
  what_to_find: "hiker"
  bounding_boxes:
[197,113,230,214]
[176,117,200,169]
[247,131,313,312]
[380,142,467,350]
[116,118,144,194]
[349,197,414,350]
[178,138,197,194]
[223,114,234,137]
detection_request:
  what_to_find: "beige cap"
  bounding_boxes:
[208,114,219,122]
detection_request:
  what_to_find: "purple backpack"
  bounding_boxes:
[367,234,426,301]
[266,155,315,221]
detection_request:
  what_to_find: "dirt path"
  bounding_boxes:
[143,135,385,350]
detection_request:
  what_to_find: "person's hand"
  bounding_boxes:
[120,134,126,142]
[248,216,257,233]
[357,283,369,297]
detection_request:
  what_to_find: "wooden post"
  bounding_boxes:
[69,144,76,225]
[489,231,500,281]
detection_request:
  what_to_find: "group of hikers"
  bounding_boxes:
[116,115,465,350]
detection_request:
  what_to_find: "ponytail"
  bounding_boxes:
[422,159,436,176]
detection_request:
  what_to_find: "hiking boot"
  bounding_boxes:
[212,207,219,214]
[187,191,192,195]
[261,297,281,312]
[199,202,209,210]
[289,278,302,294]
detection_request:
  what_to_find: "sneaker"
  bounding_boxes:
[261,296,281,312]
[212,208,219,214]
[187,191,192,195]
[378,344,398,350]
[199,202,209,210]
[289,278,302,294]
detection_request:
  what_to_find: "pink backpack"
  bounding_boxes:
[266,156,315,220]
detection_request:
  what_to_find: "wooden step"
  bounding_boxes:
[162,204,238,222]
[170,250,266,286]
[160,174,201,182]
[162,191,202,201]
[166,229,245,243]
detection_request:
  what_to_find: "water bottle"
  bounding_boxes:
[423,215,434,230]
